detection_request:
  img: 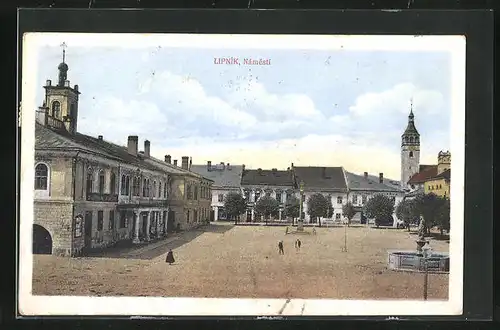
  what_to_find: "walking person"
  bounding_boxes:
[165,249,175,265]
[278,240,284,255]
[296,238,301,251]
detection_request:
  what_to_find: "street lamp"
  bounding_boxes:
[422,245,430,301]
[298,180,304,231]
[342,217,348,252]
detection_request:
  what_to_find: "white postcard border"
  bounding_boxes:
[19,33,465,316]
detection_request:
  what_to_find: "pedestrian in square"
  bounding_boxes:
[278,240,284,255]
[296,238,301,251]
[165,249,175,265]
[285,226,289,235]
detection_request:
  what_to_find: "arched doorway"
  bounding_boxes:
[33,224,52,255]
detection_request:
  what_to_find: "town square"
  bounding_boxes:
[23,34,458,307]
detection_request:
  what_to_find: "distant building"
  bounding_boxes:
[345,171,405,226]
[291,166,348,223]
[33,52,212,257]
[407,151,451,199]
[241,168,295,222]
[190,161,244,221]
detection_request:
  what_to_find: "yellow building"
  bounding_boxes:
[423,151,451,199]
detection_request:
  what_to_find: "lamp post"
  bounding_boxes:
[342,217,348,252]
[423,246,430,301]
[298,180,304,232]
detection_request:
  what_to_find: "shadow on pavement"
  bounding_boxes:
[84,223,235,260]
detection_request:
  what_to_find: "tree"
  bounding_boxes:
[223,192,247,224]
[413,193,443,235]
[396,199,415,231]
[284,195,300,225]
[342,202,356,227]
[363,194,395,227]
[255,195,280,224]
[434,198,450,237]
[306,193,330,227]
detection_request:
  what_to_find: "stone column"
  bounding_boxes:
[279,209,282,221]
[132,211,140,244]
[214,207,219,222]
[145,211,151,241]
[164,208,169,235]
[251,208,255,222]
[156,211,161,238]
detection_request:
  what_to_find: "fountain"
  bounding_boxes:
[387,218,449,273]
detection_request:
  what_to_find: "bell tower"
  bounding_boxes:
[401,100,421,188]
[42,42,81,134]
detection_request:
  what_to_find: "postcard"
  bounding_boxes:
[19,33,465,316]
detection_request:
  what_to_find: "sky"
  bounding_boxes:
[34,37,452,180]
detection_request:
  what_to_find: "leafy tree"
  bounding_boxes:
[434,198,450,236]
[342,202,356,227]
[255,195,280,224]
[284,195,300,225]
[223,192,247,224]
[396,199,415,231]
[413,193,444,235]
[306,193,330,227]
[363,194,395,227]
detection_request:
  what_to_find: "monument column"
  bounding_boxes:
[145,211,151,241]
[132,211,140,244]
[298,181,304,231]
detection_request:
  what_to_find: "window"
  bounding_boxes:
[194,210,198,222]
[187,184,193,200]
[265,191,271,197]
[120,175,130,196]
[254,191,261,201]
[159,182,162,198]
[352,195,358,204]
[187,210,190,223]
[391,197,396,203]
[51,101,60,118]
[164,183,167,199]
[143,179,148,197]
[86,169,94,194]
[218,194,224,202]
[110,172,116,194]
[362,195,367,204]
[301,195,306,202]
[153,181,157,198]
[34,163,48,190]
[194,186,198,200]
[74,215,83,237]
[132,177,140,196]
[120,211,127,228]
[97,211,104,231]
[109,210,115,230]
[335,213,341,220]
[439,184,442,189]
[409,151,413,158]
[337,196,343,204]
[98,171,105,194]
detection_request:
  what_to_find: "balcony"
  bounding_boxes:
[86,192,119,203]
[47,116,64,130]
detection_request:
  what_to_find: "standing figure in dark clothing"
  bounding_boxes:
[278,240,284,255]
[165,249,175,265]
[296,238,301,251]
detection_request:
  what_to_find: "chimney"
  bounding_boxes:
[379,173,383,183]
[291,162,294,169]
[258,168,262,175]
[144,140,150,157]
[181,156,189,170]
[227,163,231,170]
[207,161,212,171]
[189,157,193,170]
[174,159,178,166]
[45,79,52,86]
[364,172,368,178]
[98,135,103,141]
[127,136,138,156]
[242,164,245,172]
[165,155,171,164]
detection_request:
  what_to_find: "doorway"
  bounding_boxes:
[32,224,52,254]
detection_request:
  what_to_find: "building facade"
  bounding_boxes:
[345,171,405,226]
[240,168,295,222]
[291,166,349,224]
[423,151,451,199]
[190,161,244,221]
[33,56,212,257]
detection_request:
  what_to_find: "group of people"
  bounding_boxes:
[277,238,302,255]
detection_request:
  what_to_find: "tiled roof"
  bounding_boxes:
[190,164,243,188]
[408,165,438,184]
[365,174,402,190]
[241,169,294,187]
[432,169,451,181]
[346,172,404,192]
[35,123,204,177]
[293,166,347,190]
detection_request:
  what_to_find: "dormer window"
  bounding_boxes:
[51,101,61,118]
[409,151,413,158]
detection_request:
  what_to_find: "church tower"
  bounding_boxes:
[401,101,420,188]
[39,42,80,134]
